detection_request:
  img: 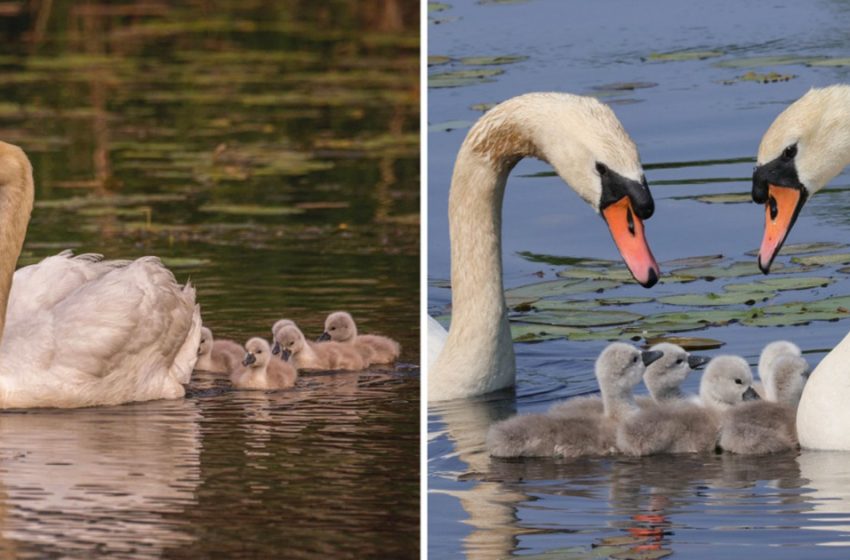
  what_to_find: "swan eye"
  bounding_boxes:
[782,144,797,161]
[595,162,608,176]
[734,378,743,385]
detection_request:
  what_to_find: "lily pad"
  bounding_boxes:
[738,71,795,83]
[427,55,452,66]
[532,299,596,312]
[519,251,619,267]
[792,253,850,266]
[505,279,619,305]
[725,276,832,292]
[459,55,528,66]
[658,291,772,306]
[428,2,451,12]
[511,323,581,342]
[470,102,497,112]
[557,267,635,282]
[662,254,725,268]
[591,81,657,92]
[568,328,629,342]
[199,204,304,216]
[714,56,819,69]
[429,68,504,88]
[596,296,654,306]
[745,241,845,257]
[807,58,850,67]
[161,257,211,268]
[645,335,725,351]
[646,50,724,62]
[671,261,764,280]
[692,193,751,204]
[512,309,642,328]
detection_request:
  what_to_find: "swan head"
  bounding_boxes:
[243,337,271,368]
[198,326,213,357]
[319,311,356,342]
[275,325,305,362]
[700,355,759,411]
[643,343,710,401]
[471,93,660,287]
[753,85,850,272]
[595,342,662,394]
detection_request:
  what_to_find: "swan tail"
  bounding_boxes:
[427,315,448,369]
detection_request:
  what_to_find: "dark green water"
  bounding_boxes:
[0,2,419,557]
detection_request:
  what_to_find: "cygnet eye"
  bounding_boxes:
[632,355,638,364]
[675,358,684,365]
[331,327,336,331]
[257,350,262,354]
[734,378,743,385]
[201,339,206,343]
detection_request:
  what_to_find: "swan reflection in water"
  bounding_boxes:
[0,399,202,557]
[431,394,850,558]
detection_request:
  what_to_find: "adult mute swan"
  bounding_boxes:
[429,92,660,401]
[0,141,201,408]
[751,84,850,450]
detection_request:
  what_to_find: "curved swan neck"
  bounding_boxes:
[0,144,34,342]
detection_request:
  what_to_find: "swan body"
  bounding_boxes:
[196,326,244,374]
[487,343,661,458]
[319,311,400,364]
[274,324,366,371]
[0,142,202,408]
[430,92,660,401]
[230,338,297,390]
[752,85,850,449]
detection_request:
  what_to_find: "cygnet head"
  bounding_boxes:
[700,355,759,411]
[318,311,357,342]
[758,340,801,393]
[596,342,662,395]
[272,319,296,339]
[198,326,213,356]
[274,325,306,362]
[242,337,271,369]
[643,343,710,401]
[770,353,808,406]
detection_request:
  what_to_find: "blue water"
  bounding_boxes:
[428,0,850,558]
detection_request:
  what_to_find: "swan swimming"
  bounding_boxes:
[429,92,660,401]
[751,84,850,449]
[196,326,244,374]
[0,142,201,408]
[487,343,662,458]
[318,311,401,365]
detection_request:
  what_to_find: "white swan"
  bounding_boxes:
[429,92,660,401]
[751,84,850,450]
[0,141,201,408]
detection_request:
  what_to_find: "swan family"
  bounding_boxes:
[0,139,399,407]
[432,84,850,452]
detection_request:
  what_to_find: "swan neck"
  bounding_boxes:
[0,147,34,342]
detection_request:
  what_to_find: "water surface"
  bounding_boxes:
[0,2,419,557]
[429,0,850,558]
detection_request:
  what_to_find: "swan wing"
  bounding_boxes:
[7,251,127,327]
[0,257,199,407]
[427,315,448,369]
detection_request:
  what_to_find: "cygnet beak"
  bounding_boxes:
[242,353,257,367]
[742,386,760,401]
[687,355,711,370]
[271,341,281,355]
[317,332,331,342]
[281,348,292,362]
[641,350,663,366]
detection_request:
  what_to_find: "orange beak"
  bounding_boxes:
[602,196,660,288]
[758,184,804,273]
